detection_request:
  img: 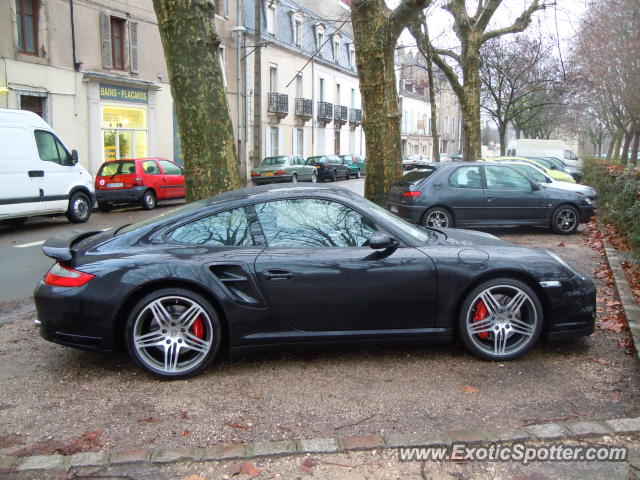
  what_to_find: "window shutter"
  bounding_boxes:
[129,21,139,73]
[101,12,112,69]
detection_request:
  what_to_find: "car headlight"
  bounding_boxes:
[583,197,592,205]
[546,250,577,277]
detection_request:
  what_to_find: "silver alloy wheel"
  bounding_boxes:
[356,169,361,178]
[311,172,317,183]
[465,285,538,357]
[72,196,89,219]
[144,191,156,209]
[291,173,298,183]
[555,208,577,232]
[425,210,450,228]
[133,295,213,374]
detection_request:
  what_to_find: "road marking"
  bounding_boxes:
[14,240,45,248]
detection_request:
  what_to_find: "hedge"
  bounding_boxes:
[583,157,640,255]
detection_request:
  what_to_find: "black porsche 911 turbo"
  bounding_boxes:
[35,183,596,379]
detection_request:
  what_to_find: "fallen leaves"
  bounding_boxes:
[587,356,610,365]
[301,457,320,475]
[179,430,191,437]
[227,461,261,477]
[0,433,27,449]
[225,419,253,430]
[11,429,103,457]
[137,416,157,423]
[178,475,205,480]
[460,385,478,394]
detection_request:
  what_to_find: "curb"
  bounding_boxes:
[1,417,639,473]
[598,221,640,362]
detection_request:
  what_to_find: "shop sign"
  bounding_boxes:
[100,83,148,104]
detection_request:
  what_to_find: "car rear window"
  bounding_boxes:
[261,156,287,166]
[401,166,438,183]
[98,161,136,176]
[306,156,327,164]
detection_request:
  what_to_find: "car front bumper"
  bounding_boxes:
[542,273,596,341]
[95,186,147,204]
[579,205,595,222]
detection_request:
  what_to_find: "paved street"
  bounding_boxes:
[0,181,638,467]
[0,178,366,305]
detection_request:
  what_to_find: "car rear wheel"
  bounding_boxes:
[142,190,156,210]
[331,171,337,182]
[291,173,298,183]
[125,288,222,379]
[345,170,350,180]
[66,192,91,223]
[423,207,452,228]
[551,205,579,234]
[356,168,361,179]
[310,172,317,183]
[458,278,543,361]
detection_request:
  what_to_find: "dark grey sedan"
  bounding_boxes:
[387,162,594,234]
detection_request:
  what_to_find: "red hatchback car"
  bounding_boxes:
[95,158,185,211]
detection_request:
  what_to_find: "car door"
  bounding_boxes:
[437,165,486,225]
[252,198,438,331]
[140,159,166,198]
[483,165,547,222]
[158,160,185,198]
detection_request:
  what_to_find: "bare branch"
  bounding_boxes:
[482,1,548,43]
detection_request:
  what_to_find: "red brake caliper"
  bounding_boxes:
[473,300,489,339]
[191,316,205,339]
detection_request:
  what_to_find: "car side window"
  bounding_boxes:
[168,208,254,247]
[485,166,531,190]
[254,199,380,248]
[159,160,182,175]
[35,130,72,166]
[449,166,483,189]
[142,160,159,175]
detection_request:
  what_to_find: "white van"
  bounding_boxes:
[0,108,94,225]
[506,139,582,168]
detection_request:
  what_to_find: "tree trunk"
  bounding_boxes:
[461,55,482,161]
[631,131,640,166]
[621,130,633,163]
[352,3,403,204]
[424,28,440,162]
[610,130,622,160]
[498,122,507,156]
[153,0,241,201]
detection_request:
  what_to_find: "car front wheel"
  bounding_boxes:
[356,168,361,179]
[310,172,317,183]
[142,190,156,210]
[66,192,91,223]
[125,288,222,379]
[551,205,579,234]
[291,173,298,183]
[458,278,543,361]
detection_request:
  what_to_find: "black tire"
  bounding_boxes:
[310,172,318,183]
[97,202,111,212]
[345,169,350,180]
[551,205,579,234]
[422,207,453,228]
[458,278,544,361]
[124,288,222,379]
[66,192,91,223]
[291,173,298,183]
[356,168,361,179]
[142,190,156,210]
[331,170,337,182]
[3,217,28,226]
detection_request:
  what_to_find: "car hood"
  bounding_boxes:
[433,227,513,247]
[547,181,595,196]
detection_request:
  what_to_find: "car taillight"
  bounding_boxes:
[274,170,286,175]
[250,172,259,177]
[402,191,421,198]
[133,177,143,186]
[44,263,94,287]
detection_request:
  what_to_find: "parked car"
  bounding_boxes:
[35,183,596,379]
[500,161,597,207]
[306,155,350,181]
[489,156,576,184]
[506,139,582,168]
[402,154,430,171]
[540,157,583,182]
[250,155,317,185]
[387,162,593,234]
[339,154,366,178]
[95,158,184,211]
[0,108,94,225]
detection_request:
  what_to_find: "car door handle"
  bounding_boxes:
[28,170,44,177]
[262,270,293,282]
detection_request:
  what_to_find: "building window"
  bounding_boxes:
[215,0,229,17]
[350,88,355,108]
[334,129,340,154]
[266,3,276,35]
[16,0,38,54]
[295,128,303,156]
[110,17,126,70]
[335,83,341,106]
[319,78,325,102]
[293,18,302,46]
[102,106,148,161]
[295,74,303,98]
[270,127,279,156]
[20,95,44,118]
[333,34,341,63]
[219,47,227,86]
[315,25,325,57]
[269,64,278,93]
[349,44,355,70]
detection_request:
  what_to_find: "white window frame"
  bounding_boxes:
[315,25,325,57]
[348,44,355,70]
[219,46,227,87]
[292,15,302,47]
[266,2,276,35]
[333,34,341,63]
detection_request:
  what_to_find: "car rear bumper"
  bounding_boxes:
[95,186,147,204]
[543,273,596,341]
[252,175,293,184]
[34,277,127,351]
[387,202,424,223]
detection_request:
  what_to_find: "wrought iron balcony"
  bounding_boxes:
[295,98,313,119]
[349,108,362,126]
[317,101,333,124]
[268,93,289,118]
[334,105,348,125]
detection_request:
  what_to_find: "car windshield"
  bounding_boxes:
[306,156,326,165]
[364,199,438,243]
[401,166,438,183]
[117,199,209,235]
[510,164,549,183]
[339,155,353,161]
[261,156,287,166]
[98,161,136,176]
[527,157,554,169]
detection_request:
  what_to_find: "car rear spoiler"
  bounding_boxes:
[42,230,103,262]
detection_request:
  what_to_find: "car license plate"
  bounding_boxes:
[390,205,399,213]
[107,182,124,188]
[263,172,274,176]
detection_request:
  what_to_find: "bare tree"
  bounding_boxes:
[410,0,549,160]
[153,0,242,202]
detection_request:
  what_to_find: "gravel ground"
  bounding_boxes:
[0,225,638,458]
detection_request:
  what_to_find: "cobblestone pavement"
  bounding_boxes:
[0,224,638,471]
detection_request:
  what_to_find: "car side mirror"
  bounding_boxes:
[532,182,541,191]
[71,149,79,164]
[369,232,398,250]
